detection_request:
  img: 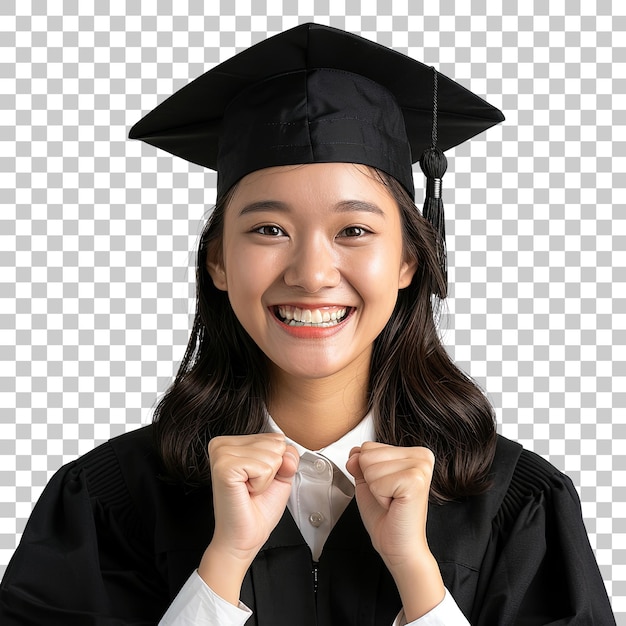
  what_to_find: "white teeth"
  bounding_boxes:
[276,306,348,327]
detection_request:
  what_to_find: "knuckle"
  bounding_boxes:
[422,447,436,466]
[258,432,286,451]
[407,465,432,488]
[361,466,374,483]
[369,480,384,498]
[207,436,224,454]
[411,446,435,467]
[264,460,279,476]
[209,456,230,478]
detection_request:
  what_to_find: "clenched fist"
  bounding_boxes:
[198,433,299,605]
[346,442,445,620]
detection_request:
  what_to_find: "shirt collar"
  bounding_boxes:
[265,411,376,485]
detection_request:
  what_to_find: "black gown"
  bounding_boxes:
[0,426,616,625]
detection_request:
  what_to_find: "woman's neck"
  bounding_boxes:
[267,365,370,450]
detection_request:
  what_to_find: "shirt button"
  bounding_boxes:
[313,459,328,473]
[309,512,324,527]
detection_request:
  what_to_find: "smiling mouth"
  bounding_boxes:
[274,305,350,327]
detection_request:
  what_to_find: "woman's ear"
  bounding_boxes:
[206,243,228,291]
[398,256,418,289]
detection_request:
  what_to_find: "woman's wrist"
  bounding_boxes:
[197,542,254,607]
[386,552,445,622]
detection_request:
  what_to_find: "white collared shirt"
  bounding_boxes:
[265,412,374,561]
[159,413,469,626]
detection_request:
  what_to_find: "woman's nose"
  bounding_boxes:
[283,236,341,292]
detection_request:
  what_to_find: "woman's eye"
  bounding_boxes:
[254,225,285,236]
[339,226,368,238]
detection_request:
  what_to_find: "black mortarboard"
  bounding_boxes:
[129,22,504,290]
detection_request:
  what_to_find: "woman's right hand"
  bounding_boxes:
[198,433,299,605]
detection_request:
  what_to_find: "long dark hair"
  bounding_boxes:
[152,167,497,502]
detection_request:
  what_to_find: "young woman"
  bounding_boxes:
[0,23,615,625]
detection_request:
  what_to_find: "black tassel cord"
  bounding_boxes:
[419,67,448,296]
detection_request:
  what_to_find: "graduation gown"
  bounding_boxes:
[0,426,615,625]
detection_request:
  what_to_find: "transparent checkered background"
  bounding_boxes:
[1,0,624,620]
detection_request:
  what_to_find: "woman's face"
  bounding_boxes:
[207,163,416,383]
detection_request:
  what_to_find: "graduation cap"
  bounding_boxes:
[129,22,504,288]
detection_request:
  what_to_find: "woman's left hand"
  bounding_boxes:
[346,442,445,621]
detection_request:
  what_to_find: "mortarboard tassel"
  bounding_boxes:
[419,67,448,294]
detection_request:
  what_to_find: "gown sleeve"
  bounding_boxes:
[0,440,170,625]
[471,448,616,625]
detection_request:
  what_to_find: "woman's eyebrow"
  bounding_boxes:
[237,199,386,217]
[238,200,290,217]
[335,200,385,217]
